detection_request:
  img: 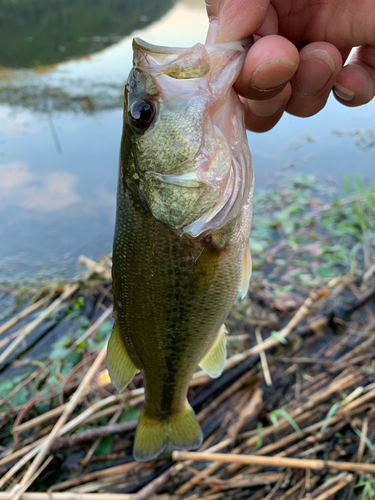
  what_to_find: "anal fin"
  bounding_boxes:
[199,325,227,378]
[240,241,252,299]
[107,322,138,392]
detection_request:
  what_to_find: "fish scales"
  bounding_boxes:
[108,37,254,461]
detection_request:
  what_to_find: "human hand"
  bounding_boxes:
[205,0,375,132]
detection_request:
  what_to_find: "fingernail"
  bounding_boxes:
[247,93,285,118]
[333,82,355,101]
[249,58,297,91]
[295,49,335,95]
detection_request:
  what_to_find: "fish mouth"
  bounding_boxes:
[133,36,254,78]
[133,36,254,56]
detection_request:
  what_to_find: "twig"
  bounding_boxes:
[263,474,286,500]
[68,306,113,357]
[0,284,79,367]
[12,344,108,498]
[337,387,375,415]
[0,438,45,471]
[1,395,127,472]
[174,460,224,496]
[197,368,257,423]
[255,327,272,386]
[204,472,285,490]
[172,451,375,474]
[0,297,49,337]
[12,405,68,436]
[12,306,113,436]
[363,261,375,281]
[78,256,111,281]
[52,420,137,449]
[193,286,331,380]
[343,286,375,316]
[0,364,47,408]
[0,494,132,500]
[227,387,263,443]
[356,418,369,463]
[300,473,353,500]
[9,457,52,498]
[130,464,183,500]
[80,407,123,466]
[49,463,137,492]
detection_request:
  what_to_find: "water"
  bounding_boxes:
[0,0,374,284]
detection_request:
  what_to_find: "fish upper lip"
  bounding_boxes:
[133,36,254,56]
[133,37,188,55]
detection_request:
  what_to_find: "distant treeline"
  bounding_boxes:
[0,0,177,68]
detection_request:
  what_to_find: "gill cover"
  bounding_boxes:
[125,37,254,237]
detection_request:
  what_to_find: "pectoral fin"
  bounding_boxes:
[107,322,138,392]
[199,325,227,378]
[240,241,252,299]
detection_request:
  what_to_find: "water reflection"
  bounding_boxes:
[0,107,45,139]
[332,128,375,152]
[0,0,177,68]
[0,1,208,113]
[0,162,81,210]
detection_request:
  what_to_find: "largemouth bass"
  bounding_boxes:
[108,36,254,461]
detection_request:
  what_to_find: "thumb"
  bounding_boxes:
[205,0,271,43]
[334,45,375,106]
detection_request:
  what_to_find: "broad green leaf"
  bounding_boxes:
[0,379,13,397]
[120,406,141,422]
[11,387,29,407]
[95,436,114,456]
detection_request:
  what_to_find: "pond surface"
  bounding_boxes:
[0,0,374,284]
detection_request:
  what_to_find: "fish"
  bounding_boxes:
[108,36,254,461]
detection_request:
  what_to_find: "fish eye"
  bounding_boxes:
[129,99,155,130]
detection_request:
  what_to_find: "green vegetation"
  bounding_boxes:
[250,174,375,288]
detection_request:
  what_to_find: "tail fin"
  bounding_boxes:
[133,401,203,461]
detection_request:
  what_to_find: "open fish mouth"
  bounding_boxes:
[132,36,254,81]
